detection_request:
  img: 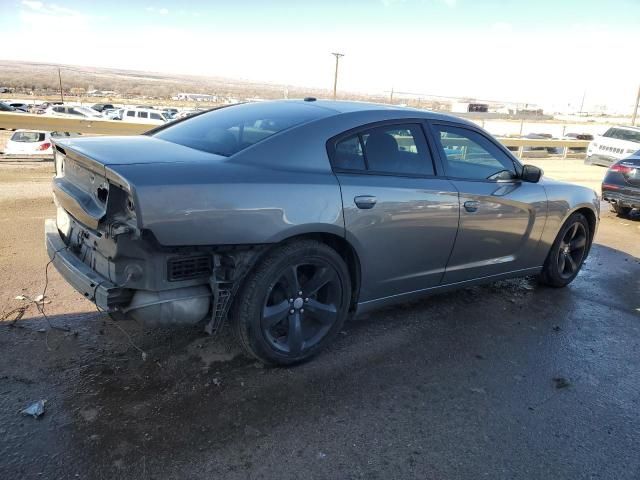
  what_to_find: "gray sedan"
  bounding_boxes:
[46,99,599,364]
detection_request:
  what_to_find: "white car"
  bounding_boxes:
[3,130,53,155]
[45,105,103,119]
[102,108,123,120]
[585,126,640,167]
[121,108,168,125]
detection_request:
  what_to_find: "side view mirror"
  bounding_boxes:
[521,164,543,183]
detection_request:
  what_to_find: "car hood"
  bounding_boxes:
[54,135,226,166]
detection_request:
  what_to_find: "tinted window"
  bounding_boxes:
[126,111,135,117]
[150,112,163,120]
[603,128,640,144]
[138,111,149,119]
[433,125,516,180]
[333,124,434,176]
[11,131,45,142]
[153,102,327,157]
[333,135,365,170]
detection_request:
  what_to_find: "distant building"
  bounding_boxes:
[173,93,218,102]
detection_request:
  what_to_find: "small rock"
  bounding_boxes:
[553,377,570,389]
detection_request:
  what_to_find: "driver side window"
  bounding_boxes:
[433,125,516,181]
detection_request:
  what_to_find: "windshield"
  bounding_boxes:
[603,128,640,144]
[152,102,328,156]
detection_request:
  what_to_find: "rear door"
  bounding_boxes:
[329,121,460,302]
[428,121,547,284]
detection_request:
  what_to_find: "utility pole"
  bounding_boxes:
[632,84,640,126]
[579,90,586,115]
[331,52,344,100]
[57,67,64,103]
[389,87,394,104]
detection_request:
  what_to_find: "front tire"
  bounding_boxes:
[232,240,351,366]
[539,213,590,288]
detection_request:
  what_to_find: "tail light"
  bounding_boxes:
[38,142,52,151]
[610,163,634,175]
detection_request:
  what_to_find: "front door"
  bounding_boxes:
[329,121,460,302]
[429,122,548,284]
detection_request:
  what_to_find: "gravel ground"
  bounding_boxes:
[0,158,638,479]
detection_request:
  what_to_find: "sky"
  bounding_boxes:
[1,0,639,111]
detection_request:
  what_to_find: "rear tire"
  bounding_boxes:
[611,204,632,217]
[232,240,351,366]
[539,213,590,288]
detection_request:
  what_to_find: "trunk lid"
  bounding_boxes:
[54,135,225,166]
[615,156,640,188]
[52,136,226,230]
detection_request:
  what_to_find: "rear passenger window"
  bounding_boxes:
[126,111,135,117]
[332,124,434,176]
[138,111,149,119]
[150,113,162,120]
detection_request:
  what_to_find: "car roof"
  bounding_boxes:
[255,99,475,125]
[13,129,48,134]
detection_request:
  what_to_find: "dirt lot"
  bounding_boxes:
[0,158,639,479]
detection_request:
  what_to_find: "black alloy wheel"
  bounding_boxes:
[555,221,588,280]
[539,212,591,287]
[262,261,342,355]
[233,240,351,365]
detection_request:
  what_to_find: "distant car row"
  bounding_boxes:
[1,100,206,125]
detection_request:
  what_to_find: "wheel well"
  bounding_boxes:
[574,207,597,253]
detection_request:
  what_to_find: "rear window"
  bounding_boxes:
[152,102,327,157]
[603,128,640,144]
[11,131,45,142]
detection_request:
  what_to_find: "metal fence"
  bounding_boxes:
[0,112,591,160]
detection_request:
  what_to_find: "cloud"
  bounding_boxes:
[21,1,43,10]
[146,6,169,15]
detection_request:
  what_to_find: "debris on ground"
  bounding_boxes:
[552,377,571,389]
[20,400,46,418]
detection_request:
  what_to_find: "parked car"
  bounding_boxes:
[45,105,103,118]
[585,126,640,166]
[46,100,599,365]
[162,108,178,119]
[102,108,123,120]
[601,152,640,216]
[121,108,168,124]
[563,132,594,153]
[0,101,15,112]
[8,102,30,112]
[3,130,53,155]
[91,103,115,113]
[173,109,201,120]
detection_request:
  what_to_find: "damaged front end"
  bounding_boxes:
[46,142,259,331]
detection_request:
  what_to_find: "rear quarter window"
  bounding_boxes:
[152,102,327,157]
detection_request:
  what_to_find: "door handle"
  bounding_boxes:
[463,200,480,213]
[354,195,377,209]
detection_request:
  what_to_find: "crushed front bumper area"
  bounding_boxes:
[44,219,131,311]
